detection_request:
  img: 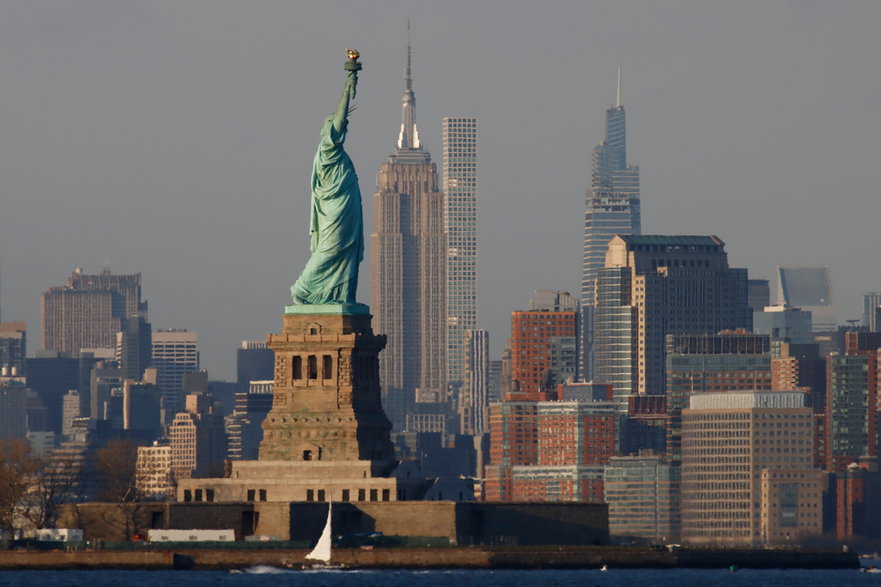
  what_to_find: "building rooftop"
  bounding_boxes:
[617,235,724,247]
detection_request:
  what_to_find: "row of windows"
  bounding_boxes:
[292,355,333,380]
[182,488,216,502]
[306,488,392,502]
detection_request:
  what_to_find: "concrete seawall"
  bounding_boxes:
[0,547,859,570]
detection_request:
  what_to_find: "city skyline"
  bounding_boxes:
[0,2,879,380]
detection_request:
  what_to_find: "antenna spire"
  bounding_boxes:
[616,66,622,108]
[397,20,420,150]
[406,19,412,91]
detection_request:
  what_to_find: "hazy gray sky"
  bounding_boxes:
[1,1,879,380]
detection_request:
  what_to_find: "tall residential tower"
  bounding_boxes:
[372,42,447,431]
[443,117,478,391]
[581,70,641,381]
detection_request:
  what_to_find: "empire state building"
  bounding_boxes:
[371,43,447,432]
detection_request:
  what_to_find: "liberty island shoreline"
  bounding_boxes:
[0,546,859,571]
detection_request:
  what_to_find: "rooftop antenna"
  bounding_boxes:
[406,19,412,91]
[616,66,622,108]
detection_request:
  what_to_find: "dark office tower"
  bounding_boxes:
[753,305,814,350]
[826,353,878,473]
[581,69,641,382]
[89,360,122,421]
[747,279,771,312]
[25,353,99,435]
[776,266,836,332]
[864,292,881,332]
[236,340,274,394]
[823,333,881,472]
[118,316,152,381]
[594,235,751,406]
[41,268,148,356]
[0,321,27,376]
[226,382,273,461]
[122,380,162,440]
[152,329,199,422]
[0,375,27,439]
[665,331,771,463]
[372,41,447,431]
[442,117,478,390]
[488,360,503,404]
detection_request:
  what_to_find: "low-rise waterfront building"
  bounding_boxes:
[604,453,680,542]
[681,391,822,546]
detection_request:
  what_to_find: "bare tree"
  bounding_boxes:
[96,440,143,503]
[95,440,147,539]
[0,439,40,532]
[22,451,82,530]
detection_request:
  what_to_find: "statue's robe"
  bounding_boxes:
[291,116,363,305]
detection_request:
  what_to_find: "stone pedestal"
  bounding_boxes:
[258,311,396,472]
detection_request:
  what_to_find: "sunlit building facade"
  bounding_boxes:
[593,235,751,406]
[681,391,822,546]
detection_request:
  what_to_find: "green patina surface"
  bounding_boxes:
[284,303,369,316]
[290,54,364,307]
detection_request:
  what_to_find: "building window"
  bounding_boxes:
[358,488,366,501]
[259,489,267,502]
[206,489,215,503]
[317,489,326,502]
[195,489,203,502]
[247,489,255,501]
[303,450,313,461]
[370,489,378,502]
[308,355,318,379]
[382,489,390,502]
[293,356,302,380]
[307,489,314,502]
[342,489,350,502]
[323,355,333,379]
[184,489,192,502]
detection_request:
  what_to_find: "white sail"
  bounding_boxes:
[305,500,332,563]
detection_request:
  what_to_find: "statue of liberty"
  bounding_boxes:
[290,50,365,308]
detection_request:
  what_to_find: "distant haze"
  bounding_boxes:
[1,1,879,380]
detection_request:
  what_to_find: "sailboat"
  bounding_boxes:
[305,499,333,565]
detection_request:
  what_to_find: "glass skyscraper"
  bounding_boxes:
[581,70,641,381]
[443,117,478,390]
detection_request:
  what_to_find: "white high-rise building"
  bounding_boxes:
[136,441,175,500]
[62,389,80,438]
[443,117,478,390]
[152,330,199,421]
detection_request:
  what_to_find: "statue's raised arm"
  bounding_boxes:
[333,52,359,133]
[289,51,366,311]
